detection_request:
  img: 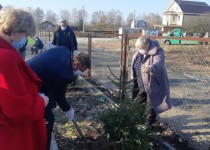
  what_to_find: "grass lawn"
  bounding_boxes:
[27,37,35,45]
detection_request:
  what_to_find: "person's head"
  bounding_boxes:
[72,52,91,72]
[135,36,152,54]
[60,20,68,31]
[0,7,36,44]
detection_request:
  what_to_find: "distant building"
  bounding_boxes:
[119,20,147,36]
[38,21,56,43]
[131,20,147,28]
[162,0,210,32]
[39,21,55,32]
[119,20,159,37]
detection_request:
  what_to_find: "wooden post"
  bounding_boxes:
[49,31,50,42]
[87,32,92,77]
[122,34,128,101]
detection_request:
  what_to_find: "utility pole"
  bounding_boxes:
[133,10,136,28]
[82,5,85,32]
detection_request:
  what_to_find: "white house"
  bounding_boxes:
[162,0,210,32]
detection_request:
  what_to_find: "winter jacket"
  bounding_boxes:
[52,26,77,51]
[27,46,74,112]
[131,40,172,114]
[34,38,43,49]
[0,37,47,150]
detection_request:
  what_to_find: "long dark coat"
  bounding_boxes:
[52,26,77,51]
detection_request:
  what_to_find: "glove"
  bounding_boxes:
[39,92,49,107]
[66,107,75,121]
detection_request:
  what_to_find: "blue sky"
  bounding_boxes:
[1,0,210,18]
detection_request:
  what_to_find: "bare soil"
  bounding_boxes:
[53,77,194,150]
[52,38,210,150]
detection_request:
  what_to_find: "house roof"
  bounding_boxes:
[39,21,55,27]
[175,0,210,14]
[38,21,55,31]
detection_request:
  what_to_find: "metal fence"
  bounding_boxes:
[77,34,210,150]
[29,32,210,149]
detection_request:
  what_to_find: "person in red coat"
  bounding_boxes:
[0,8,49,150]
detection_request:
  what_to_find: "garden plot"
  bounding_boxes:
[77,38,210,149]
[52,76,193,150]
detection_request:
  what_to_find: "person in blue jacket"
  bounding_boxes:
[27,46,91,150]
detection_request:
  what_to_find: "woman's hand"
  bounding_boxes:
[143,66,153,75]
[39,93,49,107]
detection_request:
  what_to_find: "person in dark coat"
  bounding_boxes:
[27,47,91,150]
[131,36,172,126]
[31,37,44,54]
[52,20,77,56]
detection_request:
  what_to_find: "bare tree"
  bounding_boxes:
[69,8,88,27]
[70,8,78,25]
[45,10,58,25]
[142,13,162,28]
[76,9,83,24]
[90,10,107,30]
[24,7,33,12]
[126,13,135,27]
[33,7,45,26]
[115,11,124,27]
[91,11,107,25]
[2,5,14,10]
[184,15,210,33]
[106,9,123,29]
[60,9,71,22]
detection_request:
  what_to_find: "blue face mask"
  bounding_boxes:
[12,37,27,49]
[73,70,82,76]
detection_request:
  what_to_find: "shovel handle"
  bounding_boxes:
[72,119,85,139]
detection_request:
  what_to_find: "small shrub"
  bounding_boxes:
[97,100,152,150]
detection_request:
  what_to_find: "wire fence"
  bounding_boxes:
[78,37,210,150]
[28,34,210,149]
[160,45,210,150]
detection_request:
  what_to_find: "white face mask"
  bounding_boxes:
[139,49,148,55]
[61,26,66,31]
[73,70,82,76]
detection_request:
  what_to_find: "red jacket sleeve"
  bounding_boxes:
[0,50,45,124]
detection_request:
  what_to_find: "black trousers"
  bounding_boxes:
[31,46,41,54]
[44,108,54,150]
[132,80,157,125]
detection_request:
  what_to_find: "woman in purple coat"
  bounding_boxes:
[131,36,172,126]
